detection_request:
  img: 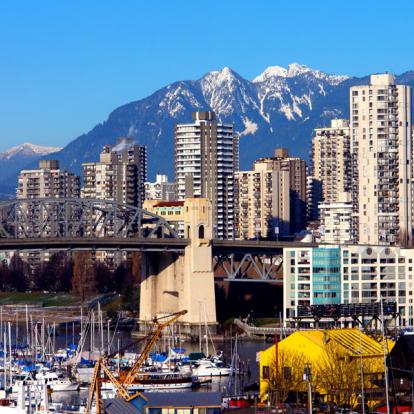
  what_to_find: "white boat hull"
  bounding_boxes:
[49,382,80,392]
[193,367,232,377]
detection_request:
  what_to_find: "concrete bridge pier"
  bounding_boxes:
[139,199,217,334]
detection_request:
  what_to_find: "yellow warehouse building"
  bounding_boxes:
[259,329,393,408]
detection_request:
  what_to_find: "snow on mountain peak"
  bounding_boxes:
[287,62,312,77]
[252,66,288,83]
[0,142,62,160]
[204,66,239,85]
[253,62,349,85]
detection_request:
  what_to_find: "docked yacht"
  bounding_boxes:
[192,361,232,377]
[35,371,80,392]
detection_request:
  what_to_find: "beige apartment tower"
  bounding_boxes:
[82,138,147,207]
[234,158,290,239]
[350,74,413,245]
[312,119,351,204]
[17,160,80,199]
[273,148,307,234]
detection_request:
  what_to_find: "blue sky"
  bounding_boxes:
[0,0,413,151]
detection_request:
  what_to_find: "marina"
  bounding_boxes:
[0,307,263,413]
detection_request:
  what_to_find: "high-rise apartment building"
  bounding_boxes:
[306,175,322,223]
[234,158,290,239]
[174,112,239,239]
[273,148,307,235]
[312,119,351,205]
[319,192,353,244]
[17,160,80,199]
[16,160,80,273]
[350,74,412,245]
[234,148,307,239]
[82,138,147,207]
[145,174,175,201]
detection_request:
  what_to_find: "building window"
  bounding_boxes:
[198,225,205,239]
[262,365,270,379]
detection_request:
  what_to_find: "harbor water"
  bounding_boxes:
[2,322,267,406]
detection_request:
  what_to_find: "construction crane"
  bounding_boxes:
[121,310,188,386]
[86,357,147,414]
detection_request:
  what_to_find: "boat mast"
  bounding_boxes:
[3,330,7,392]
[199,302,202,353]
[204,303,209,356]
[8,322,12,387]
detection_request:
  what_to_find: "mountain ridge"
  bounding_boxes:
[0,143,62,197]
[0,143,61,161]
[0,64,413,198]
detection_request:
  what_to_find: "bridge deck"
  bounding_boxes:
[0,237,189,251]
[212,239,317,253]
[0,237,319,254]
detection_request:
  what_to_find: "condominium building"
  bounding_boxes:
[306,175,322,223]
[234,158,290,239]
[17,160,80,199]
[312,119,351,205]
[273,148,307,234]
[284,246,341,320]
[319,192,353,244]
[145,174,175,201]
[82,138,147,207]
[174,111,239,239]
[284,244,414,327]
[16,160,80,275]
[350,74,412,246]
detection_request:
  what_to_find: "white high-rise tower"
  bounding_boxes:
[174,112,239,239]
[350,74,412,246]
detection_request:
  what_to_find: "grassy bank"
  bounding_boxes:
[0,292,78,307]
[252,317,279,327]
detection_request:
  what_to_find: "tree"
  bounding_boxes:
[113,263,127,293]
[267,348,308,405]
[315,339,380,408]
[34,252,73,292]
[60,256,73,292]
[112,256,141,312]
[71,251,97,304]
[95,262,114,293]
[7,255,29,291]
[131,252,141,282]
[0,261,8,291]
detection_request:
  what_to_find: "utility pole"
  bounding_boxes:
[274,334,279,408]
[304,364,312,414]
[381,299,390,414]
[411,365,414,414]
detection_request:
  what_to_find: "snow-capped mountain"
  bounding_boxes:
[0,143,62,197]
[0,63,413,198]
[0,143,61,160]
[252,63,349,85]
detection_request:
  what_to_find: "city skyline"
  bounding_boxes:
[2,3,414,411]
[1,0,414,151]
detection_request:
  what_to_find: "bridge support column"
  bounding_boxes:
[139,198,217,334]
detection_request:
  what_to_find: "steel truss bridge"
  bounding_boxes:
[0,198,178,239]
[0,198,317,282]
[212,240,316,283]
